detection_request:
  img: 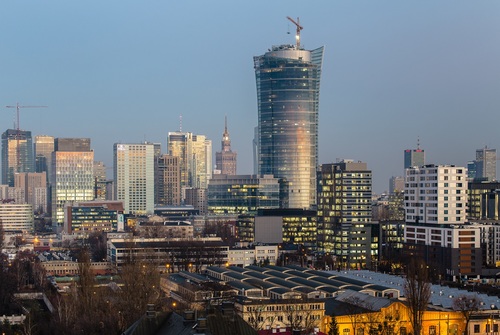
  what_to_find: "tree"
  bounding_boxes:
[403,258,431,335]
[328,315,340,335]
[452,294,481,335]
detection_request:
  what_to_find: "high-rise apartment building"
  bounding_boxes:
[475,147,496,182]
[254,43,324,209]
[2,129,34,186]
[215,117,237,175]
[404,165,480,279]
[317,160,372,269]
[404,146,425,170]
[34,135,54,183]
[404,165,467,224]
[52,138,94,226]
[155,154,181,206]
[113,143,155,215]
[167,132,212,189]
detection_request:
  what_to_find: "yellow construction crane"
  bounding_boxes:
[6,103,47,172]
[286,16,303,49]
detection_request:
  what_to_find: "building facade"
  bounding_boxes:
[113,143,155,215]
[404,165,480,278]
[317,160,373,269]
[167,131,212,189]
[0,203,33,232]
[34,135,54,183]
[215,117,237,175]
[254,44,324,209]
[2,129,34,186]
[207,174,280,214]
[51,138,94,226]
[474,147,496,182]
[404,148,425,169]
[14,172,47,213]
[155,154,181,206]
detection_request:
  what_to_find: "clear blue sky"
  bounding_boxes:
[1,1,499,193]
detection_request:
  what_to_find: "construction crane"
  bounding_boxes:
[5,103,47,173]
[286,16,303,49]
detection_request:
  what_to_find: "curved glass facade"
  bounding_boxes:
[254,45,324,209]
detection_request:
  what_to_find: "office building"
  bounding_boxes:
[468,181,500,220]
[64,200,124,234]
[52,138,94,226]
[0,203,33,232]
[215,117,237,175]
[14,172,47,214]
[34,135,54,183]
[113,143,155,215]
[317,160,373,269]
[253,208,317,250]
[1,129,34,186]
[389,176,404,194]
[404,145,425,169]
[167,131,212,189]
[155,154,181,206]
[93,161,108,200]
[184,188,207,215]
[254,42,324,209]
[207,174,280,214]
[474,147,496,182]
[0,184,25,204]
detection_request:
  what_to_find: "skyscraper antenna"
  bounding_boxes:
[179,114,182,132]
[225,115,228,133]
[417,137,420,150]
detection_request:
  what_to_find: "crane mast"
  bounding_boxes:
[286,16,304,49]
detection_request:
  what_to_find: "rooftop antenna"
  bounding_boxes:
[417,137,420,150]
[179,114,182,132]
[224,115,228,133]
[286,16,303,49]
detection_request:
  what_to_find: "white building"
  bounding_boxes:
[0,203,33,232]
[113,143,154,215]
[404,165,467,225]
[227,244,279,267]
[404,165,481,278]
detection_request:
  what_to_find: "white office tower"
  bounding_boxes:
[113,143,155,215]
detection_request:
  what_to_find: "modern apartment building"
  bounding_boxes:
[404,165,480,279]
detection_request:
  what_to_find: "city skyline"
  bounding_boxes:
[1,1,499,193]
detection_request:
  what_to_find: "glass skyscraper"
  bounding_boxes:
[254,44,324,209]
[1,129,34,186]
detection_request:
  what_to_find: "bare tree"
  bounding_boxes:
[452,294,481,335]
[403,258,431,335]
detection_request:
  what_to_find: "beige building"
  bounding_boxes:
[14,172,47,213]
[227,244,279,267]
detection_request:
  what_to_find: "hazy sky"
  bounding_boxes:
[1,1,499,193]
